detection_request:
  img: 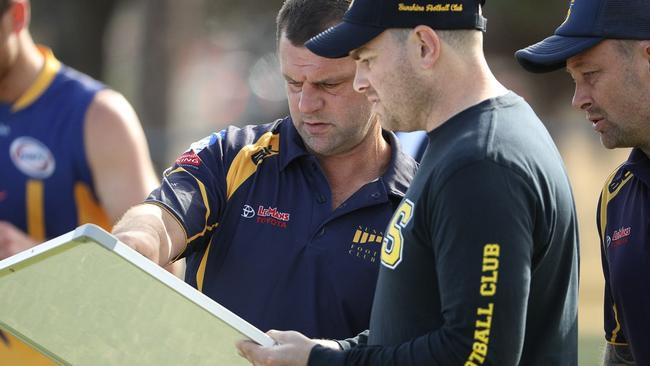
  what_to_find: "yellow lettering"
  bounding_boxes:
[474,328,490,344]
[484,243,500,256]
[473,342,488,356]
[481,270,498,283]
[451,3,463,11]
[475,317,491,329]
[477,303,494,316]
[381,199,414,269]
[482,256,498,271]
[467,350,485,363]
[466,246,499,365]
[480,244,499,297]
[480,283,496,296]
[398,3,425,11]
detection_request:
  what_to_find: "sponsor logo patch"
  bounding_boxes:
[10,137,56,179]
[241,204,256,218]
[175,151,202,168]
[255,205,291,229]
[608,226,631,247]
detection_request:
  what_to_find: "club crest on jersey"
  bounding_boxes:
[349,226,382,264]
[10,137,56,179]
[251,146,278,166]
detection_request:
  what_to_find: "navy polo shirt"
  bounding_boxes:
[146,117,417,339]
[597,148,650,365]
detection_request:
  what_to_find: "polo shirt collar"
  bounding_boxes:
[277,116,310,171]
[624,148,650,187]
[277,116,416,197]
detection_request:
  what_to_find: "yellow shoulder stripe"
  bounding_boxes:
[598,167,633,344]
[13,47,61,112]
[225,132,280,199]
[163,167,219,245]
[598,167,633,245]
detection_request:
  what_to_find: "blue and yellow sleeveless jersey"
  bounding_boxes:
[597,148,650,364]
[0,47,110,241]
[146,117,417,339]
[0,47,109,364]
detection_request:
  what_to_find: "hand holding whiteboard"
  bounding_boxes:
[0,224,273,366]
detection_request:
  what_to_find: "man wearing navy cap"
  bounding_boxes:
[517,1,650,365]
[237,1,579,365]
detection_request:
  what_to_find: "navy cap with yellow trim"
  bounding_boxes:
[306,0,487,59]
[516,0,650,73]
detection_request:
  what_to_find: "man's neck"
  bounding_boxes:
[0,34,44,104]
[425,57,508,132]
[317,125,391,210]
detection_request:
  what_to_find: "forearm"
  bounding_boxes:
[112,203,181,265]
[603,343,635,366]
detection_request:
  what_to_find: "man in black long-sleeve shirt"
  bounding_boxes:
[237,0,579,365]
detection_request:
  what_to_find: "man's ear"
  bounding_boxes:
[10,0,29,33]
[411,25,441,69]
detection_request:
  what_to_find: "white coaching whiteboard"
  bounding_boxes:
[0,224,273,366]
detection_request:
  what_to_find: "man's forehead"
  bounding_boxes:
[566,41,612,69]
[351,31,393,59]
[282,58,354,82]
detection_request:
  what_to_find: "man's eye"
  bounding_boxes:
[287,82,302,90]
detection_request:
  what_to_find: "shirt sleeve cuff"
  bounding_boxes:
[308,345,346,366]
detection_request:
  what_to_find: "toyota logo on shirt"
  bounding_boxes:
[241,205,256,218]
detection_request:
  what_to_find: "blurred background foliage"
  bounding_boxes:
[31,1,627,364]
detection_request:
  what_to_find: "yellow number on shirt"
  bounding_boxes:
[381,199,414,269]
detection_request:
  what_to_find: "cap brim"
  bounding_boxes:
[515,35,603,73]
[306,21,385,59]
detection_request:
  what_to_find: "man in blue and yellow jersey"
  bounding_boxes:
[516,0,650,364]
[113,0,417,343]
[0,0,162,364]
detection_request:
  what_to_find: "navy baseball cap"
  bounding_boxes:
[516,0,650,73]
[306,0,487,58]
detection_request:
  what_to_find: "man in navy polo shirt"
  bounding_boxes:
[112,0,416,341]
[516,0,650,364]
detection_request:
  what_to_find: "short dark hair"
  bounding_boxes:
[276,0,350,47]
